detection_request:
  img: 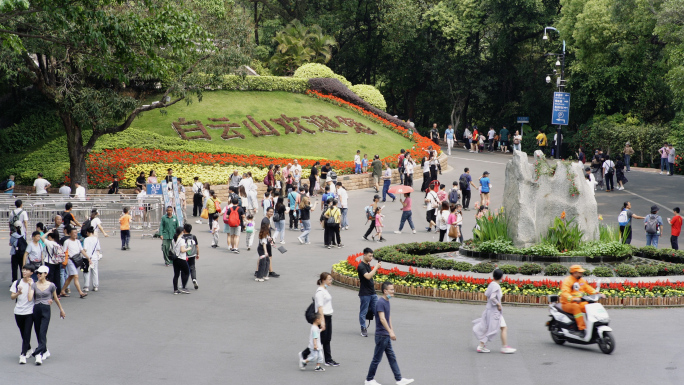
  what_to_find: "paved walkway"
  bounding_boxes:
[0,146,683,384]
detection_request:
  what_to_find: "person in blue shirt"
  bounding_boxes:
[479,171,492,208]
[4,175,15,194]
[444,124,455,155]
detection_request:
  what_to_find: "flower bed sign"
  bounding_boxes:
[172,114,376,141]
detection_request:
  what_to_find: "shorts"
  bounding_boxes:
[500,316,507,328]
[224,224,240,235]
[373,175,381,184]
[66,259,79,276]
[500,141,508,147]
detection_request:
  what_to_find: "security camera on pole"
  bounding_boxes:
[543,26,568,160]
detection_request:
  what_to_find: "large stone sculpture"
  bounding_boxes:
[503,150,599,247]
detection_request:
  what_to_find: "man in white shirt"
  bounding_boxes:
[292,159,303,186]
[336,182,349,230]
[487,127,496,152]
[58,182,71,196]
[136,187,149,227]
[33,173,51,194]
[10,199,29,239]
[229,170,242,188]
[74,181,86,201]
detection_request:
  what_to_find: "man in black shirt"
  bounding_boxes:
[259,207,279,278]
[358,247,381,337]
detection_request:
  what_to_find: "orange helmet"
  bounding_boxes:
[569,265,585,273]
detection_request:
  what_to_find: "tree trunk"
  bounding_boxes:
[254,2,259,44]
[60,112,88,189]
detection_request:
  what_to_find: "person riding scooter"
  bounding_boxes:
[560,265,605,337]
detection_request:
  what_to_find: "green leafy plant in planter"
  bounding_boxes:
[473,208,510,243]
[519,263,543,275]
[544,263,569,276]
[374,241,460,261]
[542,211,584,252]
[499,264,520,275]
[599,223,622,242]
[475,239,517,254]
[520,243,560,257]
[615,264,639,277]
[453,261,475,271]
[639,246,658,259]
[591,266,614,277]
[471,262,496,273]
[565,241,634,259]
[635,264,658,277]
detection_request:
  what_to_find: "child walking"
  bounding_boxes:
[245,214,255,251]
[362,154,369,173]
[210,213,219,248]
[373,206,385,242]
[119,207,132,250]
[299,313,325,372]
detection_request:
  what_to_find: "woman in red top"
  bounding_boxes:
[669,207,682,250]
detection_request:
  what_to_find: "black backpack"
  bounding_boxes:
[80,219,92,237]
[459,174,468,190]
[305,297,317,324]
[0,179,8,191]
[449,189,459,204]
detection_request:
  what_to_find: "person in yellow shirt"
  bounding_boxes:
[323,199,342,249]
[560,265,605,337]
[206,190,221,232]
[119,207,132,250]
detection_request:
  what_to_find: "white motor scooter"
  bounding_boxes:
[546,281,615,354]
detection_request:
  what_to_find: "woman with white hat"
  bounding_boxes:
[28,265,66,365]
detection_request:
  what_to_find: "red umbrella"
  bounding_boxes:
[388,185,414,194]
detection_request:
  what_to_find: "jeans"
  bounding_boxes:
[513,143,521,151]
[382,179,395,202]
[162,239,173,265]
[341,208,348,228]
[274,220,285,242]
[120,230,130,248]
[646,233,659,248]
[15,313,33,356]
[620,225,632,244]
[399,211,415,231]
[172,258,190,290]
[289,210,299,229]
[624,155,631,171]
[398,168,404,184]
[32,303,51,357]
[187,257,197,280]
[605,173,614,191]
[300,220,311,243]
[661,158,668,172]
[355,164,362,174]
[671,235,679,250]
[359,294,378,327]
[60,265,66,290]
[84,258,99,289]
[366,334,402,382]
[488,138,494,151]
[321,314,333,363]
[669,162,675,175]
[461,189,471,209]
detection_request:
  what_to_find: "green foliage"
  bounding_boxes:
[371,241,461,270]
[565,241,634,259]
[293,63,352,88]
[499,264,520,275]
[635,264,659,277]
[519,243,560,257]
[542,213,584,252]
[615,264,639,277]
[270,21,337,76]
[519,263,543,275]
[599,224,622,243]
[475,239,517,254]
[0,113,63,154]
[591,266,614,277]
[473,208,510,243]
[544,263,569,276]
[248,60,273,76]
[220,75,309,92]
[349,84,387,111]
[471,262,496,274]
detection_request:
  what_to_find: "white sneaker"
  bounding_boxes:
[345,226,349,230]
[35,355,42,365]
[19,355,26,364]
[660,172,664,175]
[394,231,402,234]
[501,346,517,354]
[279,241,285,244]
[195,220,202,224]
[298,352,306,370]
[298,237,304,244]
[84,288,89,292]
[477,345,490,353]
[412,230,416,234]
[365,380,382,385]
[396,379,414,385]
[93,287,98,292]
[42,350,50,360]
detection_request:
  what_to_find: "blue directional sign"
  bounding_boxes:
[517,117,529,124]
[552,92,571,125]
[147,183,163,195]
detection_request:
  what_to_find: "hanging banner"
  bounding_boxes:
[161,180,171,211]
[172,177,184,225]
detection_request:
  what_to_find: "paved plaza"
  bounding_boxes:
[2,147,683,384]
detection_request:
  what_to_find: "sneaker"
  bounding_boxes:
[269,272,280,278]
[345,226,349,230]
[247,247,251,251]
[19,355,26,365]
[298,237,304,244]
[412,230,416,234]
[365,380,382,385]
[314,366,325,372]
[195,220,202,224]
[174,290,181,295]
[93,287,98,292]
[279,241,285,244]
[255,278,264,282]
[394,231,402,234]
[233,249,240,254]
[305,242,311,245]
[425,227,432,232]
[263,277,269,280]
[327,245,331,249]
[338,244,344,248]
[363,236,369,241]
[180,288,191,294]
[660,171,664,175]
[193,279,199,290]
[42,350,50,360]
[477,345,490,353]
[84,288,89,292]
[361,326,368,337]
[500,346,517,354]
[396,379,414,385]
[35,355,42,365]
[325,360,340,367]
[298,352,306,370]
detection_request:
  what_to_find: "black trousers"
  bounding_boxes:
[426,209,436,225]
[45,263,62,297]
[325,223,341,246]
[208,213,215,232]
[403,174,413,187]
[672,236,679,250]
[429,165,438,182]
[421,172,430,192]
[15,313,33,356]
[172,258,190,290]
[461,189,471,209]
[439,229,447,242]
[605,173,614,191]
[321,314,333,363]
[309,177,316,195]
[32,303,50,357]
[289,210,299,229]
[193,194,203,216]
[364,221,376,238]
[187,257,197,280]
[11,252,22,282]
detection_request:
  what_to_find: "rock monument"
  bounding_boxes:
[503,150,599,247]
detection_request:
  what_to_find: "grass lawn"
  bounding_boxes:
[131,91,414,160]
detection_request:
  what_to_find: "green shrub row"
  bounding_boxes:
[219,75,309,93]
[472,240,634,259]
[0,113,63,154]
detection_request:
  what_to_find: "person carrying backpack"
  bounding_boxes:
[223,197,244,254]
[362,196,380,241]
[459,168,476,210]
[617,201,644,245]
[323,199,342,249]
[448,181,460,205]
[644,205,663,248]
[182,224,200,290]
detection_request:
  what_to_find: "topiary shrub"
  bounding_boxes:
[499,264,520,275]
[471,262,496,274]
[635,264,658,276]
[220,75,309,93]
[544,263,569,276]
[453,261,474,271]
[350,84,387,111]
[519,263,543,275]
[520,243,560,257]
[293,63,352,88]
[615,264,639,277]
[475,239,516,255]
[591,266,614,277]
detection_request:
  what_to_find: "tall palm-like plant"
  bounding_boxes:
[269,20,337,75]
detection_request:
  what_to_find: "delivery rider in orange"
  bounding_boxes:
[560,265,605,337]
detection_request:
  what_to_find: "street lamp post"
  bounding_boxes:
[543,26,566,159]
